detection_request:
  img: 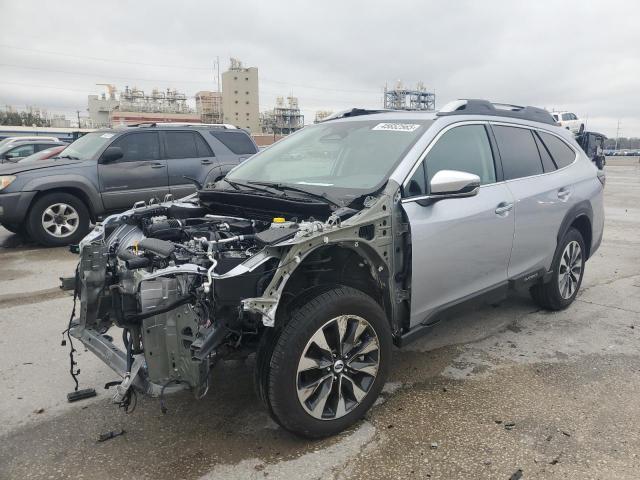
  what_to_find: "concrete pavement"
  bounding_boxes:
[1,164,639,479]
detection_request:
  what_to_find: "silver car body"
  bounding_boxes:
[68,107,604,405]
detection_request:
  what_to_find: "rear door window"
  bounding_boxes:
[165,132,198,159]
[210,131,257,155]
[492,125,543,180]
[194,132,214,157]
[111,132,160,162]
[538,131,576,169]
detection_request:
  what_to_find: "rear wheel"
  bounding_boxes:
[26,192,90,246]
[530,228,586,310]
[258,286,392,438]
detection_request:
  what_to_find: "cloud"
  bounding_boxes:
[0,0,638,136]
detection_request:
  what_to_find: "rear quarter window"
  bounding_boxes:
[210,131,257,155]
[492,125,543,180]
[538,131,576,169]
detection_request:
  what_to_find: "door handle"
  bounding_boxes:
[495,202,514,216]
[150,163,166,169]
[201,159,213,165]
[557,188,571,201]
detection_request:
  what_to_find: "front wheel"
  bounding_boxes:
[260,286,392,438]
[530,227,586,310]
[26,192,91,246]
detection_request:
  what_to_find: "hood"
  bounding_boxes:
[0,158,85,175]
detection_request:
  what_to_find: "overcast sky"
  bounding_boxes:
[0,0,638,137]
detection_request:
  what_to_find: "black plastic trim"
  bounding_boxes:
[437,99,556,126]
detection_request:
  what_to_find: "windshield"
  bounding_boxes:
[226,120,431,195]
[59,132,115,160]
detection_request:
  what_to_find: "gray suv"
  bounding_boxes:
[0,124,257,245]
[66,100,604,438]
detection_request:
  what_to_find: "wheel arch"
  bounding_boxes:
[23,176,103,221]
[274,242,393,327]
[557,201,593,259]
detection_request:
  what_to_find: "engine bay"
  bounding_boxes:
[69,196,346,407]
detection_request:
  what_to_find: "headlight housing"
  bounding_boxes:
[0,175,16,191]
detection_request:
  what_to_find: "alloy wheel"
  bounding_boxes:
[296,315,380,420]
[558,240,582,299]
[41,203,80,238]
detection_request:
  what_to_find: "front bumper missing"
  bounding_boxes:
[70,325,185,399]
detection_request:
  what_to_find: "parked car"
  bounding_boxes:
[0,135,60,148]
[0,139,67,163]
[576,131,607,169]
[551,111,584,135]
[18,145,67,163]
[0,124,258,243]
[65,100,605,438]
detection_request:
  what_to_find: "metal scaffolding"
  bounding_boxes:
[261,96,304,135]
[383,81,435,111]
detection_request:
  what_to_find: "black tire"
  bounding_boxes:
[26,192,91,246]
[259,286,392,438]
[530,228,586,310]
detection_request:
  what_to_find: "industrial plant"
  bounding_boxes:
[383,81,436,111]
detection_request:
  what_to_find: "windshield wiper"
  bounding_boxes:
[56,154,80,160]
[248,181,340,207]
[223,178,283,196]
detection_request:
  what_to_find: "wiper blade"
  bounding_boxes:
[249,181,340,207]
[57,154,80,160]
[223,178,283,195]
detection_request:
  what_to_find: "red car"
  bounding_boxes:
[18,145,67,162]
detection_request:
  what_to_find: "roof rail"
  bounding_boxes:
[321,108,393,122]
[436,99,557,125]
[127,122,237,129]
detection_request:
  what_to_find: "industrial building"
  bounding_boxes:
[222,58,260,133]
[314,110,333,123]
[383,81,436,111]
[261,96,304,135]
[195,91,223,124]
[87,84,200,127]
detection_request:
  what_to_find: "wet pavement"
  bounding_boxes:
[1,163,639,479]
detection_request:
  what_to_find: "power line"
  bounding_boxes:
[0,63,215,85]
[0,44,381,94]
[0,44,211,71]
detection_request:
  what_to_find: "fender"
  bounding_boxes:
[22,174,105,217]
[556,200,593,257]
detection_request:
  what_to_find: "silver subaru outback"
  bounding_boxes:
[67,99,604,438]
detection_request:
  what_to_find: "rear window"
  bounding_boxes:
[538,131,575,169]
[210,130,257,155]
[492,126,543,180]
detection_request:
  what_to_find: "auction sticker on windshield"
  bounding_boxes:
[372,123,421,132]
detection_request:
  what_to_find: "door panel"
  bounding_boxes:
[403,183,515,327]
[505,168,574,277]
[98,132,169,211]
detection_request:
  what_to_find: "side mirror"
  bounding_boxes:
[101,146,123,164]
[429,170,480,198]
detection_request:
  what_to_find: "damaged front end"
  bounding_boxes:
[67,183,406,408]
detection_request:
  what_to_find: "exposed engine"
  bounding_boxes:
[72,199,310,402]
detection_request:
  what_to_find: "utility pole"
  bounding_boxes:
[615,119,621,150]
